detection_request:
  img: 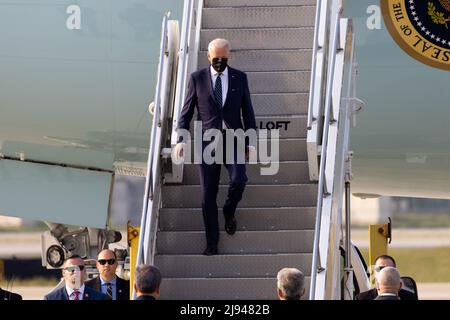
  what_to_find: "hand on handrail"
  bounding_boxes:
[172,142,187,164]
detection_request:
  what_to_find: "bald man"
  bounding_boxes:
[355,254,417,300]
[85,249,130,300]
[374,266,402,300]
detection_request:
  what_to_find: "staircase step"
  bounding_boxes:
[162,184,317,208]
[205,0,317,7]
[156,230,314,254]
[188,115,306,138]
[251,93,309,115]
[182,161,310,185]
[201,28,314,50]
[183,138,307,161]
[257,116,306,138]
[247,71,310,94]
[274,138,307,161]
[199,49,312,72]
[154,253,312,277]
[160,277,311,300]
[159,207,317,231]
[202,7,316,29]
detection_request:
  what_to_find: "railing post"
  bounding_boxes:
[307,0,323,130]
[133,15,170,300]
[309,4,342,300]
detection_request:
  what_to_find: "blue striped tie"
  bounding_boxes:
[214,73,222,108]
[106,283,113,299]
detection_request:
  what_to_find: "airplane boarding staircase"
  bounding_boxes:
[136,0,359,300]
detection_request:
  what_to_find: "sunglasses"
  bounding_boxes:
[64,265,85,272]
[98,259,116,265]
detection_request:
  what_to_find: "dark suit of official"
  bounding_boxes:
[44,286,110,300]
[135,295,157,300]
[178,66,257,247]
[374,295,401,300]
[85,276,130,300]
[355,288,417,300]
[0,288,22,300]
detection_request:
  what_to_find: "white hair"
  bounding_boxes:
[208,38,230,53]
[277,268,305,300]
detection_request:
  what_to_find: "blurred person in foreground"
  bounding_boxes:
[277,267,305,300]
[374,266,402,300]
[0,287,22,300]
[134,264,161,300]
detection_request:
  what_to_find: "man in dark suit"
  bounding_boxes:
[133,264,161,300]
[44,254,109,300]
[174,38,257,256]
[0,287,22,300]
[374,266,402,300]
[85,249,130,300]
[355,254,418,300]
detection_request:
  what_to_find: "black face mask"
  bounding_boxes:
[211,58,228,73]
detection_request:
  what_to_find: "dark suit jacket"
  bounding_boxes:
[135,295,156,301]
[375,295,401,300]
[44,286,110,300]
[85,276,130,300]
[178,67,256,136]
[0,288,22,300]
[355,288,417,300]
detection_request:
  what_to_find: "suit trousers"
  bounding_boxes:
[199,133,248,247]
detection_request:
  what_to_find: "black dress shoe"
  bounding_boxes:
[203,246,218,256]
[225,216,237,235]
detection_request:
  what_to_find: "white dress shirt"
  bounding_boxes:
[210,65,228,108]
[100,276,117,300]
[66,284,85,300]
[211,66,228,130]
[210,65,256,154]
[379,293,397,297]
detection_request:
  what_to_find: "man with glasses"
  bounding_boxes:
[44,254,109,300]
[85,249,130,300]
[354,254,418,300]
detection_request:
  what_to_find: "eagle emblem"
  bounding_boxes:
[439,0,450,11]
[428,1,450,28]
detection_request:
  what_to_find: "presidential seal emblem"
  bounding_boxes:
[381,0,450,70]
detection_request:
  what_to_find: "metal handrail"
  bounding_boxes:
[135,13,170,273]
[165,0,203,183]
[171,0,195,147]
[309,10,341,300]
[307,0,323,130]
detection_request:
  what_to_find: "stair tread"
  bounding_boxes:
[205,0,317,7]
[161,206,316,210]
[202,27,315,30]
[202,6,316,29]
